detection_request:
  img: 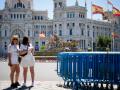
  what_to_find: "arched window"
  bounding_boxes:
[14,4,17,8]
[14,2,25,9]
[5,30,7,36]
[5,42,7,50]
[28,30,30,36]
[70,29,72,35]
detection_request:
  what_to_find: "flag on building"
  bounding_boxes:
[92,4,104,14]
[112,32,119,38]
[107,0,113,6]
[112,7,120,16]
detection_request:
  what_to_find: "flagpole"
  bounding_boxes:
[91,1,93,51]
[113,36,114,51]
[107,0,109,11]
[85,0,87,8]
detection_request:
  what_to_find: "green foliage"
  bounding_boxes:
[34,51,58,56]
[40,45,46,52]
[97,36,111,51]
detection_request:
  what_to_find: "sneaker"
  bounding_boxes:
[10,83,17,88]
[31,82,34,87]
[23,83,26,87]
[15,82,20,86]
[10,83,14,88]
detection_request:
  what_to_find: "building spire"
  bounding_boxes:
[75,0,79,6]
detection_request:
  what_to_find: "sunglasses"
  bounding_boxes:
[13,39,18,40]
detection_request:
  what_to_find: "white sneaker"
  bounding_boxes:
[23,83,26,87]
[31,82,34,87]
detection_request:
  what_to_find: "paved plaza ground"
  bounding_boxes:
[0,62,71,90]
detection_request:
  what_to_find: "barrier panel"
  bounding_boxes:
[57,52,120,90]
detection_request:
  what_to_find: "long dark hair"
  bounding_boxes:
[22,36,29,46]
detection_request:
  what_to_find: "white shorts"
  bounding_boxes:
[21,52,35,67]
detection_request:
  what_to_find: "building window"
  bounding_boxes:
[59,24,62,29]
[38,16,40,20]
[41,16,43,20]
[23,14,25,18]
[14,14,16,19]
[59,2,62,7]
[72,23,75,27]
[5,30,7,36]
[55,24,57,28]
[17,14,19,19]
[93,31,95,37]
[55,3,57,8]
[87,25,89,28]
[59,30,62,36]
[28,30,30,36]
[35,16,37,20]
[70,29,72,35]
[79,13,85,18]
[0,15,2,19]
[67,23,69,27]
[14,2,25,9]
[88,30,90,37]
[5,42,7,50]
[23,5,25,8]
[67,12,75,18]
[20,14,22,19]
[81,29,84,35]
[11,14,13,19]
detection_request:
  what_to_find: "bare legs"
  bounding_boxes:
[30,66,35,83]
[23,66,35,85]
[15,64,20,83]
[10,65,15,84]
[10,64,20,85]
[23,67,28,84]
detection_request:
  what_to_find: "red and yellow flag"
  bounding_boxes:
[92,4,104,14]
[113,7,120,16]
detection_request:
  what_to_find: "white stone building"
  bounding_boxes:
[0,0,119,52]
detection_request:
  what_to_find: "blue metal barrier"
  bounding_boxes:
[57,52,120,90]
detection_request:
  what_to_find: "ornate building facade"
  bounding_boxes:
[0,0,119,52]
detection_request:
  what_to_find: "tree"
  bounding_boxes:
[97,36,111,51]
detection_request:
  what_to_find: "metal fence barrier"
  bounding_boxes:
[57,52,120,90]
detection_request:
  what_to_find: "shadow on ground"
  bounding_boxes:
[3,85,33,90]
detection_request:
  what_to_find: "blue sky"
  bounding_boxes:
[0,0,120,20]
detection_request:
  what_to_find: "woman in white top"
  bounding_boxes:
[8,35,20,88]
[20,36,35,86]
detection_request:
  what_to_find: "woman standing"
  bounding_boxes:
[20,36,35,86]
[8,35,20,88]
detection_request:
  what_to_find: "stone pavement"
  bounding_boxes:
[0,62,72,90]
[0,81,71,90]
